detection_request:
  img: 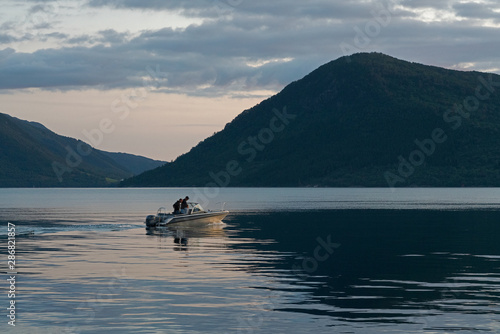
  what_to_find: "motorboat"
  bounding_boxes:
[145,202,229,227]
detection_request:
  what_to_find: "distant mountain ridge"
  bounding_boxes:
[0,113,165,187]
[121,53,500,187]
[101,151,166,176]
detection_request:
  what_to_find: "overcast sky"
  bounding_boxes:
[1,0,500,160]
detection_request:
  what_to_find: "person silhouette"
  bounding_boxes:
[180,196,189,214]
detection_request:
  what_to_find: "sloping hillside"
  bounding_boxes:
[123,53,500,187]
[0,113,165,187]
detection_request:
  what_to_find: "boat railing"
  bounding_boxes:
[216,202,227,211]
[157,207,169,217]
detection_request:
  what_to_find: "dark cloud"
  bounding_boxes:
[453,2,500,21]
[46,32,68,39]
[399,0,453,10]
[27,3,61,15]
[0,31,322,95]
[87,0,403,21]
[65,30,128,46]
[66,34,95,45]
[1,0,500,96]
[0,34,15,44]
[0,48,16,58]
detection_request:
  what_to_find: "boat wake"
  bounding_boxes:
[0,222,141,237]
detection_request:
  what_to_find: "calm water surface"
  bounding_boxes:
[1,188,500,333]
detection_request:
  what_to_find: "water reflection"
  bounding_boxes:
[145,222,229,251]
[218,210,500,331]
[2,208,500,333]
[140,209,500,330]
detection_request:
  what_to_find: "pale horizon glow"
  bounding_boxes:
[1,89,265,161]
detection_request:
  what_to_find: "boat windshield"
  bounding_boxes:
[188,202,205,212]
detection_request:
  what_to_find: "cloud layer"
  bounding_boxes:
[1,0,500,96]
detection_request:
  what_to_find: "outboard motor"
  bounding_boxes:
[145,215,156,227]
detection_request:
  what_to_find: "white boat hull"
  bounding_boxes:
[145,210,229,227]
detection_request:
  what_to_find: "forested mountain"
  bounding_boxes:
[122,53,500,187]
[0,113,165,187]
